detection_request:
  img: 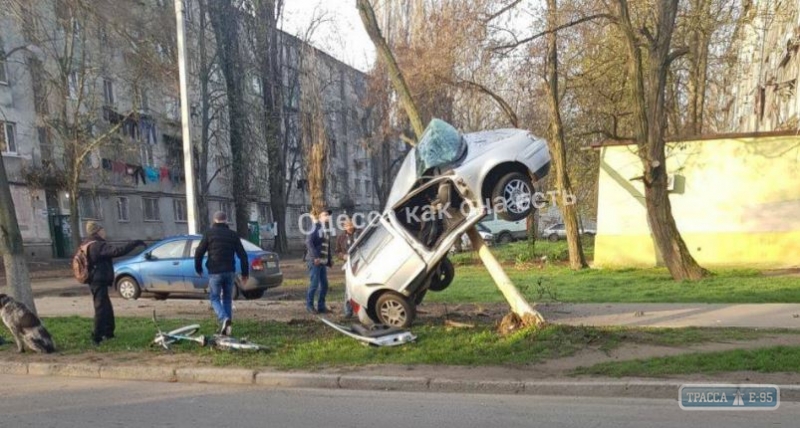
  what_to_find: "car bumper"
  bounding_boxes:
[242,270,283,291]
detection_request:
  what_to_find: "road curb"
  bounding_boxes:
[2,359,800,401]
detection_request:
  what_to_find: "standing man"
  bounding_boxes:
[194,211,248,336]
[83,221,145,345]
[305,207,332,314]
[335,217,360,318]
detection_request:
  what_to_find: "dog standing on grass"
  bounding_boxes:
[0,294,56,353]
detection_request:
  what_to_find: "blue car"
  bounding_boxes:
[113,235,283,301]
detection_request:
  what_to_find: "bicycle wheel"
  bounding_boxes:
[166,324,201,337]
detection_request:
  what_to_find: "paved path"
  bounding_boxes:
[1,374,798,428]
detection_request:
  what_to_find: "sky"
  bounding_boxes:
[281,0,377,72]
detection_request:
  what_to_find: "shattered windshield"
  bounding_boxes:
[415,119,465,177]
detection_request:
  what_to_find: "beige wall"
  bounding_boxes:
[595,134,800,268]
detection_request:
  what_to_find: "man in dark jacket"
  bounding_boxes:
[335,218,360,318]
[83,221,145,345]
[305,207,332,314]
[194,211,248,336]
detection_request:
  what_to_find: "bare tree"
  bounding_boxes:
[611,0,708,280]
[543,0,588,269]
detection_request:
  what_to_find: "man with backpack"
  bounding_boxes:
[75,221,145,345]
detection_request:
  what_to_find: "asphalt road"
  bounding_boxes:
[1,375,797,428]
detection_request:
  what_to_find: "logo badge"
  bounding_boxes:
[679,384,780,411]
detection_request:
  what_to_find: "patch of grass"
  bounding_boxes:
[425,265,800,304]
[573,346,800,377]
[449,238,595,266]
[3,317,791,371]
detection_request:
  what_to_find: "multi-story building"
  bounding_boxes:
[726,0,800,132]
[0,1,393,260]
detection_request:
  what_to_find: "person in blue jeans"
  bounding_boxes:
[305,207,333,314]
[194,211,249,335]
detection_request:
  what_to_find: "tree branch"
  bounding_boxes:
[666,46,690,66]
[448,78,519,127]
[492,13,615,51]
[484,0,524,22]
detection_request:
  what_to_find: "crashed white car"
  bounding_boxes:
[345,119,551,328]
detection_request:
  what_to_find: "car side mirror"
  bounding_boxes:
[144,252,153,261]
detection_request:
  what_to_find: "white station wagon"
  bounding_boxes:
[344,119,551,328]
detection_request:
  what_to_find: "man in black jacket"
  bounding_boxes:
[194,211,248,336]
[83,221,145,345]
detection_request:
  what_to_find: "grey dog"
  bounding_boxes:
[0,294,56,353]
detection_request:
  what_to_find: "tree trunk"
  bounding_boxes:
[208,0,250,238]
[255,0,289,254]
[544,0,587,270]
[0,155,36,314]
[68,181,81,252]
[616,0,708,280]
[357,0,425,139]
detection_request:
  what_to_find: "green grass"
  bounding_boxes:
[3,316,791,371]
[424,265,800,304]
[449,239,595,266]
[573,346,800,377]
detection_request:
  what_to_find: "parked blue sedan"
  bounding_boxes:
[113,235,283,301]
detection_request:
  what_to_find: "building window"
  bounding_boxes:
[136,88,149,110]
[117,197,129,222]
[143,197,160,221]
[1,122,17,154]
[165,97,179,120]
[365,180,372,198]
[250,75,262,95]
[140,144,155,166]
[259,203,271,223]
[103,78,115,105]
[68,71,79,99]
[184,0,193,22]
[220,201,232,221]
[80,195,103,220]
[354,179,360,199]
[0,56,7,85]
[173,199,187,222]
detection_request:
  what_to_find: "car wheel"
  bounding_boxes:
[153,293,169,300]
[116,276,141,300]
[548,233,559,242]
[429,258,455,292]
[242,289,265,300]
[492,172,534,221]
[497,232,513,245]
[375,292,416,328]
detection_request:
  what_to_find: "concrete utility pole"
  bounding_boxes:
[175,0,198,234]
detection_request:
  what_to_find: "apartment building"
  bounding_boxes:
[0,1,392,260]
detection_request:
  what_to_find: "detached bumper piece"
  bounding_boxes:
[319,317,417,347]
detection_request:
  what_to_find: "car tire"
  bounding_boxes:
[497,232,513,245]
[242,289,265,300]
[492,172,534,221]
[375,292,416,328]
[429,258,455,292]
[116,276,141,300]
[548,233,559,242]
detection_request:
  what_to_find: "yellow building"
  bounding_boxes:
[594,131,800,269]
